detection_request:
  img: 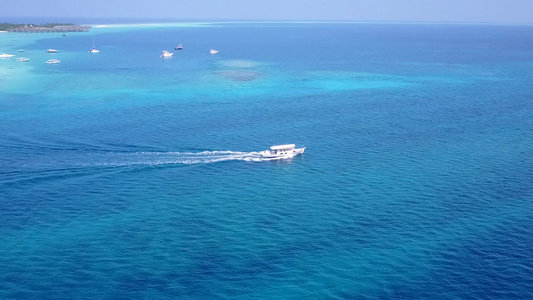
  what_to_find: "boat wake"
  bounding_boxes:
[1,150,301,175]
[7,150,296,169]
[85,150,272,166]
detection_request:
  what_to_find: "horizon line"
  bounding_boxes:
[2,16,533,26]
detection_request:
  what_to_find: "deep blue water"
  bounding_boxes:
[1,23,532,299]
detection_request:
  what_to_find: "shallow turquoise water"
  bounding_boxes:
[1,23,532,299]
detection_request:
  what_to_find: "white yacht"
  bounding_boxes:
[259,144,306,159]
[47,49,58,53]
[89,37,99,53]
[209,49,219,55]
[17,57,30,62]
[161,50,173,57]
[0,53,15,58]
[46,59,61,64]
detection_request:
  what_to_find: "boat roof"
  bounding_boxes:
[270,144,296,150]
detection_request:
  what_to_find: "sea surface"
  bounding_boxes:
[1,22,532,299]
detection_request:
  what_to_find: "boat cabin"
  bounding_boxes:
[269,144,296,155]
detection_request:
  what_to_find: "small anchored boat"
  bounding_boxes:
[161,50,173,58]
[17,57,30,62]
[209,49,219,55]
[259,144,306,159]
[47,49,58,53]
[174,44,183,50]
[0,53,15,58]
[46,59,61,64]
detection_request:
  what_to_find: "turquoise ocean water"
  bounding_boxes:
[1,22,532,299]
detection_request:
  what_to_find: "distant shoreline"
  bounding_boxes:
[2,20,531,32]
[0,22,91,32]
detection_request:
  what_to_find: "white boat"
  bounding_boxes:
[161,50,173,57]
[209,49,219,55]
[89,37,99,53]
[0,53,15,58]
[46,59,61,64]
[174,44,183,50]
[17,57,30,62]
[259,144,306,159]
[47,49,58,53]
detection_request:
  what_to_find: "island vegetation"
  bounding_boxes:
[0,23,89,32]
[0,23,24,31]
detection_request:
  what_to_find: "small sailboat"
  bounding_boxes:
[89,37,99,53]
[174,44,183,50]
[209,49,219,55]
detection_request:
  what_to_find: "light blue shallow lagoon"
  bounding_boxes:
[1,22,532,299]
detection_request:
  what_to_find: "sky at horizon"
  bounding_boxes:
[0,0,532,24]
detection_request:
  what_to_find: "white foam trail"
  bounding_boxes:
[9,150,293,170]
[83,150,274,166]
